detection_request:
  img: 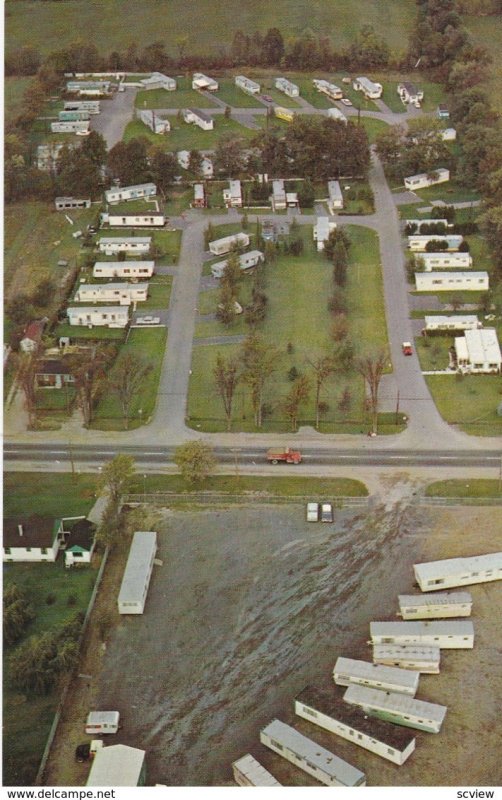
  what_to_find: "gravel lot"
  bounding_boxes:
[86,500,502,787]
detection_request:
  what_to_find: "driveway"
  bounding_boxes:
[91,88,137,148]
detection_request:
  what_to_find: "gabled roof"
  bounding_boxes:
[22,319,46,343]
[35,358,73,376]
[4,516,61,548]
[67,519,96,551]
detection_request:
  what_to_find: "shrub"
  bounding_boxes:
[46,593,56,606]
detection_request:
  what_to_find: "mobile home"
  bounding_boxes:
[344,685,447,734]
[327,107,347,123]
[260,719,366,787]
[139,109,170,134]
[313,79,343,101]
[369,620,474,649]
[398,592,473,620]
[275,77,300,98]
[420,252,473,270]
[105,183,157,204]
[74,282,149,306]
[231,755,281,786]
[455,328,501,374]
[404,168,450,191]
[327,180,344,213]
[51,120,90,135]
[87,745,146,787]
[295,686,416,766]
[102,211,165,228]
[235,75,261,95]
[59,109,90,122]
[97,237,151,256]
[353,76,382,99]
[313,217,337,251]
[67,306,129,328]
[93,261,154,279]
[408,233,462,252]
[55,196,91,211]
[222,180,242,208]
[333,656,419,696]
[209,233,249,256]
[64,100,100,114]
[211,250,264,278]
[193,183,206,208]
[118,531,157,615]
[271,179,287,210]
[183,108,214,131]
[414,552,502,591]
[440,128,457,141]
[192,72,219,91]
[140,72,176,91]
[423,315,480,333]
[85,711,120,735]
[373,645,440,674]
[415,272,489,292]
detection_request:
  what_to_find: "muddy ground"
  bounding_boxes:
[45,498,502,787]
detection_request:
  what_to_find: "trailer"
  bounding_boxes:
[85,710,120,735]
[414,552,502,591]
[260,719,366,787]
[87,744,146,787]
[372,645,440,674]
[333,656,419,696]
[231,754,281,786]
[118,531,157,614]
[208,233,249,256]
[398,591,473,620]
[274,106,295,123]
[295,686,416,766]
[370,620,474,649]
[344,685,447,734]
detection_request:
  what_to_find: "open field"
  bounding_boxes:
[5,0,416,57]
[425,374,502,436]
[4,76,31,118]
[426,479,502,498]
[135,79,217,110]
[124,115,258,150]
[464,15,502,116]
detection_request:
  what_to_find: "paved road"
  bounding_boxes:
[91,88,137,148]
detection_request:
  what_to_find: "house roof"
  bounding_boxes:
[35,358,73,377]
[22,319,46,343]
[4,516,61,548]
[67,519,96,551]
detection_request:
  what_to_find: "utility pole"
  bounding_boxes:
[68,439,76,482]
[395,390,400,426]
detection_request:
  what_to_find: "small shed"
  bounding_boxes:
[118,531,157,614]
[85,710,120,734]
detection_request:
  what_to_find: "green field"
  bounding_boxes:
[464,15,502,116]
[5,0,416,57]
[4,76,32,118]
[141,276,172,310]
[135,77,218,110]
[425,374,502,436]
[124,115,258,150]
[425,479,502,499]
[129,473,369,497]
[213,79,265,109]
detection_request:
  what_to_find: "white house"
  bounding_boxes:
[138,109,170,134]
[118,531,157,614]
[295,686,416,766]
[20,319,46,352]
[93,261,155,279]
[3,516,65,562]
[235,75,261,95]
[372,645,440,674]
[369,620,474,649]
[64,100,100,114]
[397,82,423,106]
[183,108,214,130]
[211,250,264,278]
[271,179,287,210]
[328,180,344,213]
[223,180,242,208]
[209,232,249,255]
[193,183,206,208]
[333,656,419,697]
[420,252,472,270]
[55,196,91,211]
[414,552,502,591]
[275,77,300,98]
[67,306,129,328]
[105,183,157,204]
[313,79,343,100]
[424,315,481,333]
[97,237,151,256]
[313,217,337,251]
[408,233,462,251]
[343,685,447,734]
[74,282,149,306]
[87,745,146,787]
[192,72,218,91]
[404,168,450,191]
[140,72,176,91]
[398,592,473,620]
[51,120,90,135]
[353,76,382,99]
[454,328,501,374]
[101,211,165,228]
[260,719,366,787]
[64,518,96,568]
[415,271,489,292]
[327,107,347,123]
[232,755,281,787]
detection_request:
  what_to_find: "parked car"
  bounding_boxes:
[341,97,352,106]
[306,502,319,522]
[402,341,413,356]
[262,94,273,103]
[320,502,334,522]
[136,315,160,325]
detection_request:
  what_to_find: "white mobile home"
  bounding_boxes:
[177,150,190,169]
[275,77,300,98]
[455,328,501,374]
[398,592,473,620]
[74,282,149,306]
[232,755,281,786]
[211,250,264,278]
[97,237,151,256]
[66,80,110,95]
[424,315,480,333]
[183,108,214,130]
[353,76,382,99]
[327,107,347,123]
[59,109,90,122]
[397,82,423,106]
[102,211,165,228]
[327,180,344,213]
[139,109,170,134]
[51,120,90,135]
[85,711,120,735]
[55,196,91,211]
[223,180,242,208]
[93,261,155,279]
[64,100,100,114]
[415,271,489,292]
[440,128,457,141]
[313,79,343,100]
[140,72,176,91]
[344,685,447,734]
[105,183,157,204]
[420,252,473,270]
[404,168,450,191]
[118,531,157,615]
[373,645,440,674]
[369,620,474,649]
[209,233,249,255]
[193,183,206,208]
[313,217,337,251]
[235,75,261,95]
[271,179,287,210]
[414,552,502,591]
[192,72,219,91]
[408,233,462,252]
[333,656,419,697]
[260,719,366,787]
[87,744,146,787]
[67,306,129,328]
[295,686,416,766]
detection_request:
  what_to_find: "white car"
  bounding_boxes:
[341,97,352,106]
[136,315,160,325]
[306,502,319,522]
[321,502,334,522]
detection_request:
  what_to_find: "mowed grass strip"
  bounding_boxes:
[129,473,369,496]
[425,479,502,499]
[214,79,264,108]
[124,115,257,150]
[425,374,502,437]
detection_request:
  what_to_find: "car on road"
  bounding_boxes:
[306,502,319,522]
[261,94,273,103]
[402,341,413,356]
[320,502,334,522]
[136,316,160,325]
[341,97,353,106]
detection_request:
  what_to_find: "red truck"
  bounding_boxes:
[266,447,302,464]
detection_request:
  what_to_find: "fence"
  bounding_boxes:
[123,492,369,507]
[417,496,502,507]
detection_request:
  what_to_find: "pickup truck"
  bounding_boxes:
[266,447,302,464]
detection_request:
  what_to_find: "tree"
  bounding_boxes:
[31,277,56,308]
[98,454,136,506]
[107,138,149,186]
[13,352,39,428]
[7,293,35,327]
[332,239,349,287]
[68,346,114,426]
[323,227,352,262]
[214,133,246,177]
[283,374,310,432]
[347,24,390,69]
[213,354,240,431]
[261,27,285,66]
[80,130,107,169]
[188,149,203,177]
[298,179,315,209]
[216,280,238,326]
[174,440,216,484]
[355,351,388,434]
[57,147,102,198]
[109,353,152,429]
[241,334,279,427]
[149,148,177,194]
[3,584,35,646]
[307,355,335,429]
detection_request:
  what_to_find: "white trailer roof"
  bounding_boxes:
[118,531,157,605]
[463,328,501,365]
[371,620,474,637]
[93,261,155,270]
[87,744,145,786]
[98,237,151,245]
[373,644,440,662]
[232,754,281,786]
[86,711,120,726]
[414,552,502,582]
[398,592,472,608]
[333,657,419,692]
[424,315,479,328]
[344,685,447,725]
[68,305,127,315]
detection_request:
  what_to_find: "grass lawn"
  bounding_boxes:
[425,479,502,499]
[358,116,391,144]
[415,336,452,371]
[411,180,480,205]
[142,277,172,310]
[213,79,264,108]
[135,79,218,110]
[4,76,32,118]
[338,180,374,215]
[378,74,445,114]
[91,327,167,429]
[124,115,257,151]
[4,473,98,517]
[152,229,182,263]
[425,374,502,436]
[53,324,127,342]
[129,473,368,497]
[291,78,334,109]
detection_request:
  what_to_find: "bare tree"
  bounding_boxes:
[283,374,310,432]
[355,351,388,434]
[307,354,335,429]
[241,334,279,428]
[14,352,38,428]
[109,353,152,430]
[69,346,113,426]
[213,353,240,431]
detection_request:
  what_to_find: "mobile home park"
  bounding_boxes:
[333,656,419,696]
[372,645,440,674]
[369,620,474,649]
[344,685,447,734]
[414,552,502,591]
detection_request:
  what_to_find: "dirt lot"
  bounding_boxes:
[45,498,502,787]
